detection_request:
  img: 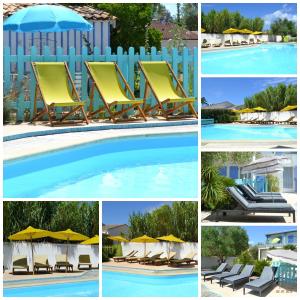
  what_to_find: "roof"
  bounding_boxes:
[3,3,117,21]
[266,249,297,265]
[266,230,296,236]
[202,101,236,110]
[150,21,198,40]
[102,224,128,231]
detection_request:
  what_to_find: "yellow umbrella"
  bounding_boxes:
[81,235,99,245]
[130,235,159,257]
[157,234,184,259]
[253,106,267,112]
[239,28,253,34]
[201,28,206,33]
[238,108,255,113]
[108,236,129,243]
[9,226,51,274]
[271,237,281,244]
[281,105,297,112]
[252,31,263,35]
[50,229,89,272]
[223,28,240,34]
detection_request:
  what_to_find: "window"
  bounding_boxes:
[287,234,296,244]
[229,166,239,179]
[219,166,227,176]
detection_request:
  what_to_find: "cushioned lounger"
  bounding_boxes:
[225,187,295,222]
[113,250,137,262]
[246,184,282,197]
[222,264,254,290]
[243,266,276,296]
[211,264,243,286]
[201,263,228,281]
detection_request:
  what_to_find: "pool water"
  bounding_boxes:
[4,133,197,198]
[102,271,198,297]
[202,43,297,74]
[202,124,296,140]
[4,280,99,297]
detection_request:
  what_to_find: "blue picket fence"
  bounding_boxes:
[4,46,198,121]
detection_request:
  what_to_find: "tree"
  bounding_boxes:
[202,227,249,262]
[181,4,198,31]
[95,4,162,52]
[152,4,173,22]
[270,18,297,40]
[201,97,208,105]
[147,28,163,51]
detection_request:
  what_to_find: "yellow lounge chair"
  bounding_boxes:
[78,254,92,270]
[31,62,89,126]
[34,255,53,273]
[12,255,29,274]
[138,61,198,119]
[84,62,147,122]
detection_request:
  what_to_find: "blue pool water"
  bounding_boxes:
[202,124,296,140]
[4,280,99,297]
[4,133,197,198]
[202,43,297,74]
[102,271,198,297]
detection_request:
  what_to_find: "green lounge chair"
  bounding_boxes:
[113,250,137,262]
[34,255,53,273]
[85,62,147,122]
[54,254,73,272]
[151,251,177,266]
[12,255,29,274]
[126,251,151,263]
[168,251,197,267]
[139,252,163,264]
[31,62,89,126]
[78,254,92,269]
[138,61,198,119]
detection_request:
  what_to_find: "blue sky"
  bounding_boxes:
[103,201,173,224]
[202,3,297,30]
[202,77,297,106]
[164,4,177,16]
[242,226,297,245]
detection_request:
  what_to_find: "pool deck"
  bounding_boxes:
[202,43,260,52]
[3,269,99,288]
[201,281,296,297]
[3,120,197,160]
[103,261,198,276]
[201,193,297,224]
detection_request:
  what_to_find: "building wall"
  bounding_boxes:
[4,242,99,271]
[162,39,198,50]
[105,225,129,237]
[201,256,236,269]
[266,231,297,246]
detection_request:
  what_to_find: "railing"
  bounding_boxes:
[4,46,198,121]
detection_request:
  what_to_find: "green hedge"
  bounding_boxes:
[201,109,238,123]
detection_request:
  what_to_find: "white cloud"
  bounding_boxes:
[263,5,297,29]
[261,78,297,88]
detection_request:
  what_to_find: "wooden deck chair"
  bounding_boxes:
[31,62,89,126]
[84,62,147,122]
[138,61,198,119]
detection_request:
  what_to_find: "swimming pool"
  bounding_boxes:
[202,124,296,140]
[202,43,297,74]
[102,271,198,297]
[4,280,99,297]
[4,133,197,198]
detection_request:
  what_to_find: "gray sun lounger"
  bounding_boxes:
[222,264,254,290]
[201,263,228,281]
[238,185,286,203]
[224,187,295,222]
[211,264,243,286]
[243,266,277,296]
[246,184,282,197]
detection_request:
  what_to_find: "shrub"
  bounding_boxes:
[254,259,270,276]
[102,248,110,262]
[235,250,255,265]
[201,109,238,123]
[283,244,297,251]
[249,245,259,260]
[266,175,280,192]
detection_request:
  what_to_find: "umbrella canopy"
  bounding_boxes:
[157,234,184,259]
[253,106,267,112]
[50,229,89,272]
[271,237,281,244]
[239,28,253,34]
[238,108,255,113]
[223,28,240,34]
[81,235,99,245]
[280,105,297,112]
[201,28,206,33]
[9,226,51,274]
[130,235,159,257]
[252,31,263,35]
[108,236,129,243]
[4,4,92,32]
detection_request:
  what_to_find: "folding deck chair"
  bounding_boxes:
[84,62,147,122]
[31,62,89,126]
[138,61,198,119]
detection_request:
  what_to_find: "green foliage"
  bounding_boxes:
[244,83,297,111]
[146,28,162,51]
[152,4,173,22]
[249,245,259,260]
[235,250,255,265]
[128,202,198,242]
[3,202,99,241]
[201,109,238,123]
[202,226,249,261]
[254,259,270,276]
[266,175,280,192]
[181,4,198,31]
[201,9,264,33]
[201,152,254,167]
[283,244,297,251]
[270,18,297,39]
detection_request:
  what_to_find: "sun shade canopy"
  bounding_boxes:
[131,235,159,243]
[81,235,99,244]
[108,235,129,243]
[50,229,89,241]
[4,4,92,32]
[157,234,184,243]
[223,28,240,34]
[281,105,297,112]
[9,226,51,240]
[253,107,267,111]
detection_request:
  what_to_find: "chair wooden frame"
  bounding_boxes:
[31,62,89,126]
[138,61,198,120]
[84,62,147,123]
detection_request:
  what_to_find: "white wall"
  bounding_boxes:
[121,242,198,260]
[4,242,99,271]
[201,33,281,44]
[201,256,236,269]
[240,110,297,122]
